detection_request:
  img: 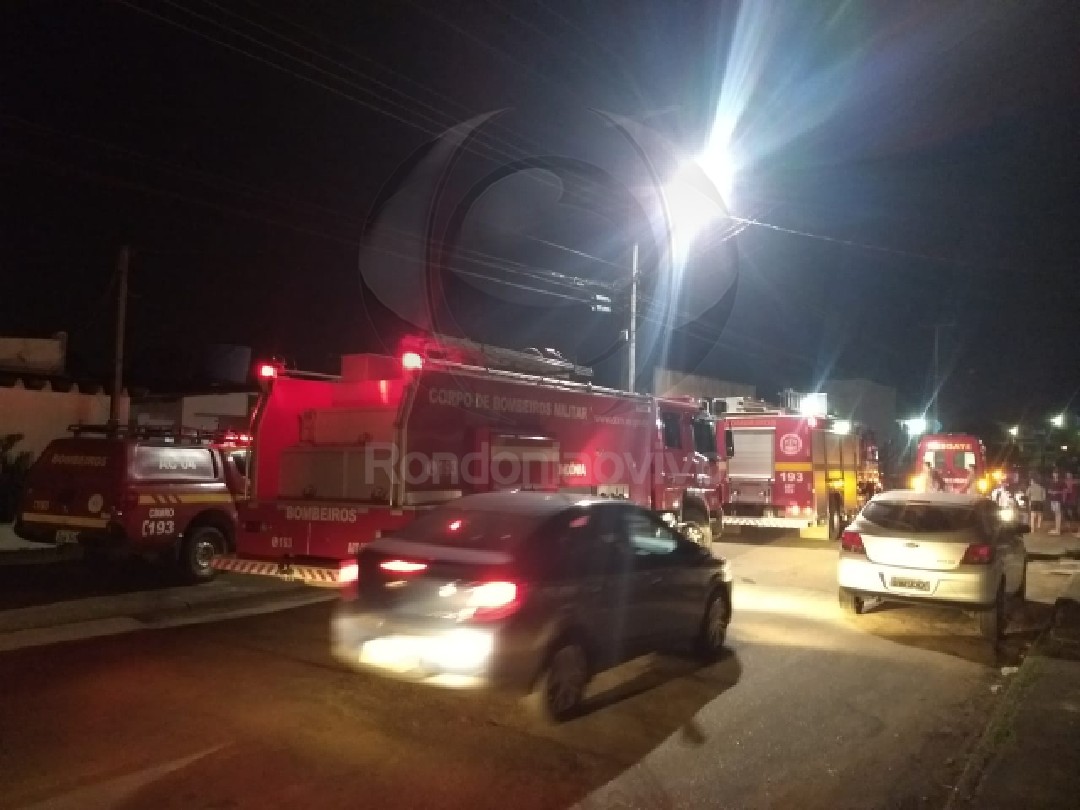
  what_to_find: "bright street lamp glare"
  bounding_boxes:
[1051,413,1065,428]
[694,147,736,208]
[903,417,928,434]
[1007,425,1019,438]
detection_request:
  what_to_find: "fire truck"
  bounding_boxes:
[716,397,880,539]
[910,433,989,494]
[212,335,730,585]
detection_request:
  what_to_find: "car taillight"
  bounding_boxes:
[338,561,359,601]
[380,559,428,574]
[840,530,865,554]
[466,581,522,621]
[962,543,994,565]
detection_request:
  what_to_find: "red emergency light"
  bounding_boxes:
[401,351,424,372]
[257,362,279,380]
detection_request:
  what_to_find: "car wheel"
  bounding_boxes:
[979,582,1006,642]
[178,526,224,584]
[838,587,864,615]
[528,640,588,723]
[682,508,712,548]
[1014,563,1028,604]
[696,588,732,662]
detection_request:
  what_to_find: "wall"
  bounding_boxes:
[0,383,128,459]
[132,392,256,432]
[0,335,66,375]
[653,367,755,400]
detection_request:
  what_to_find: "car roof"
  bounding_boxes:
[442,491,612,516]
[871,489,989,506]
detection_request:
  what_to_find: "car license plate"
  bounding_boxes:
[55,530,79,545]
[890,577,930,592]
[359,637,420,673]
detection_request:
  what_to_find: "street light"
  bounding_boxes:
[1007,425,1020,438]
[902,417,929,435]
[1050,413,1066,428]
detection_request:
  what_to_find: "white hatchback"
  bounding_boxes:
[837,491,1028,641]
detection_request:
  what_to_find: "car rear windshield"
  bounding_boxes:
[392,507,549,552]
[863,501,978,533]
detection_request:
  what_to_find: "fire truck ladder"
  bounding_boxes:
[411,333,594,380]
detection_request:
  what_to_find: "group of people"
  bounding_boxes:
[992,470,1078,537]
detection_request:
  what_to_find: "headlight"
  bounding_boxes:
[977,478,989,493]
[909,475,923,490]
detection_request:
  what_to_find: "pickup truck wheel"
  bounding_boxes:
[179,526,224,584]
[682,508,712,548]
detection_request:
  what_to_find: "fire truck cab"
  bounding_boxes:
[911,433,989,494]
[717,397,880,539]
[216,335,730,585]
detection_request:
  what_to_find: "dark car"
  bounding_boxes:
[331,491,733,721]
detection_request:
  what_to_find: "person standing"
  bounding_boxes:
[1048,470,1066,535]
[1027,476,1046,532]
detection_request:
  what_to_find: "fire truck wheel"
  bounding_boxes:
[528,638,588,723]
[828,497,844,541]
[682,508,712,548]
[179,526,224,584]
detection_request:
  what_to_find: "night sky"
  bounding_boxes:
[3,0,1079,432]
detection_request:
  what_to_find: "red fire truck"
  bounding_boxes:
[910,433,989,494]
[717,397,880,539]
[213,335,730,585]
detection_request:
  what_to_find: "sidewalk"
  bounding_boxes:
[1023,529,1080,559]
[953,573,1080,808]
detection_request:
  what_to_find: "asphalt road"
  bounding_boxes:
[0,538,1065,810]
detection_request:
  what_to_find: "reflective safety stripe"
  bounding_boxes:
[774,461,813,472]
[211,556,343,587]
[723,516,815,528]
[20,513,108,529]
[137,493,235,506]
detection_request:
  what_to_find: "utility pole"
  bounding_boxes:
[109,245,130,428]
[627,242,638,393]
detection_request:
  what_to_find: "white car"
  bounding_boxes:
[837,490,1028,641]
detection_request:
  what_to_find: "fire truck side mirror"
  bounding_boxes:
[725,428,735,458]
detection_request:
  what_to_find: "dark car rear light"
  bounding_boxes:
[840,530,866,554]
[380,559,428,574]
[466,581,522,621]
[961,543,994,565]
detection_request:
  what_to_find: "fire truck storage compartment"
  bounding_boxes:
[485,433,560,491]
[278,446,394,502]
[729,429,775,479]
[300,408,398,446]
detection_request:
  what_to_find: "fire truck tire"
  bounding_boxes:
[828,497,844,541]
[682,507,712,548]
[178,526,224,584]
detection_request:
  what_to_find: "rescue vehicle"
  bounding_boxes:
[15,425,250,582]
[213,334,732,585]
[910,433,989,494]
[716,397,880,539]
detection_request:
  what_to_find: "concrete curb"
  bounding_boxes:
[942,634,1044,809]
[944,572,1080,809]
[0,578,336,653]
